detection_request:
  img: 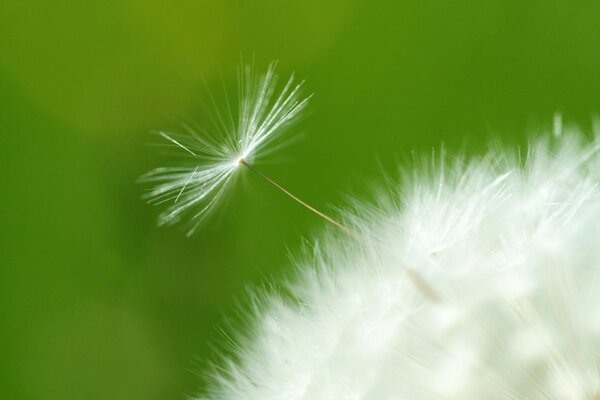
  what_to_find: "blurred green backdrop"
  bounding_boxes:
[2,1,600,399]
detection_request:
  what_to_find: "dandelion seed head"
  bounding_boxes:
[141,61,310,234]
[200,128,600,399]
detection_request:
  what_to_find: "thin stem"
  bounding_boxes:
[239,158,441,302]
[239,158,359,239]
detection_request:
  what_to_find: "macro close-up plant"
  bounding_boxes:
[3,2,600,400]
[144,64,600,399]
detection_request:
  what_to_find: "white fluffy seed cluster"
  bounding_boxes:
[201,131,600,399]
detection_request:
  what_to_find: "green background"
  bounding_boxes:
[2,1,600,399]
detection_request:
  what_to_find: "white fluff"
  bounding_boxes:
[200,129,600,399]
[140,61,309,235]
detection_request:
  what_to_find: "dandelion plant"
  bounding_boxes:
[143,63,600,399]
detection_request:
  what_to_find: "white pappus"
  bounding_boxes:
[198,126,600,399]
[140,64,600,398]
[140,61,310,235]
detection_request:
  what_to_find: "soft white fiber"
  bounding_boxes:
[140,62,309,235]
[201,129,600,399]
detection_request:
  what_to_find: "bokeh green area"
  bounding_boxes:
[2,1,600,399]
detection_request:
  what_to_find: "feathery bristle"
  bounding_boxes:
[140,61,310,235]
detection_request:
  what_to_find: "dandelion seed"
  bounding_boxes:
[140,61,312,235]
